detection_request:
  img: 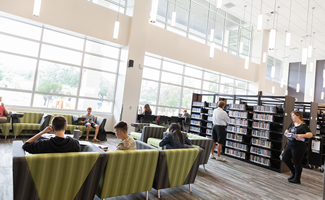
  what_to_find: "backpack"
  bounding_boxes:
[97,129,107,141]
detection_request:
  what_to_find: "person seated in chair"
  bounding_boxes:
[23,116,80,154]
[159,123,191,149]
[102,121,136,151]
[80,107,100,142]
[0,96,9,117]
[141,104,152,115]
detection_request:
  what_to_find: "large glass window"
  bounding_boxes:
[139,54,250,116]
[0,15,120,113]
[151,0,252,58]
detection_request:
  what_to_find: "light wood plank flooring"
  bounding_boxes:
[1,134,323,200]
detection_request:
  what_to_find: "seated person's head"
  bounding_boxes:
[51,116,67,132]
[183,110,187,113]
[114,121,128,139]
[144,104,151,112]
[87,107,92,115]
[169,123,180,133]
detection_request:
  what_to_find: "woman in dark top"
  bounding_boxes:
[141,104,152,115]
[282,110,313,184]
[159,123,191,149]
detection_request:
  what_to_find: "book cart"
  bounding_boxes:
[294,102,318,169]
[190,92,295,173]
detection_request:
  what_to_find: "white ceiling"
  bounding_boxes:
[211,0,325,63]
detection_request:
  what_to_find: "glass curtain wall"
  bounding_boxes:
[139,53,249,116]
[0,16,121,113]
[154,0,252,58]
[88,0,128,14]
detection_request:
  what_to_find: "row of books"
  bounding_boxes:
[226,140,248,151]
[225,148,246,159]
[207,123,213,128]
[192,114,201,119]
[190,126,200,133]
[193,101,205,107]
[206,129,212,135]
[209,102,217,108]
[253,113,274,122]
[226,133,243,142]
[208,109,214,114]
[208,116,213,121]
[250,146,271,157]
[250,155,270,166]
[226,125,248,135]
[251,138,272,149]
[229,104,246,110]
[190,120,200,126]
[252,130,270,139]
[228,111,248,118]
[229,118,248,126]
[252,121,270,130]
[192,108,201,113]
[253,105,277,113]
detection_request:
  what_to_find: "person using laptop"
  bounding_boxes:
[23,116,80,154]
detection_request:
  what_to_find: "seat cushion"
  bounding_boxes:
[130,132,141,140]
[147,138,163,150]
[13,123,41,136]
[187,133,207,139]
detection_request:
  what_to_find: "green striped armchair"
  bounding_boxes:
[96,149,159,200]
[135,140,203,198]
[0,111,11,139]
[13,141,108,200]
[12,112,50,138]
[130,126,167,142]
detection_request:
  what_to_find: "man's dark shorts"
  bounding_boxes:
[212,125,226,145]
[85,122,97,128]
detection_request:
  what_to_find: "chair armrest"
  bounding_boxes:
[13,141,25,158]
[96,116,106,130]
[136,140,157,150]
[79,141,106,153]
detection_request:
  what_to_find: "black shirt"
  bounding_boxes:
[144,111,152,115]
[286,123,311,145]
[23,136,80,154]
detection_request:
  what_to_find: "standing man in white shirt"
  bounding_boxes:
[210,101,230,161]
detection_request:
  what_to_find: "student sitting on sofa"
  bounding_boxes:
[101,121,136,152]
[80,107,100,142]
[159,123,192,149]
[0,96,9,117]
[23,116,80,154]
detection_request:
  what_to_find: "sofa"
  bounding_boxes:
[0,111,11,139]
[12,112,51,138]
[12,141,108,200]
[136,140,203,198]
[96,149,159,200]
[130,125,167,142]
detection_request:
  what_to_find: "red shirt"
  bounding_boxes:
[0,105,4,117]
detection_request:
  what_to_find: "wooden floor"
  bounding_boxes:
[1,134,324,200]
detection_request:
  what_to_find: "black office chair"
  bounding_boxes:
[182,116,191,132]
[143,115,153,123]
[158,116,168,125]
[170,116,179,124]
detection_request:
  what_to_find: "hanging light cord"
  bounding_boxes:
[310,7,315,45]
[273,6,280,78]
[117,0,121,21]
[260,0,263,15]
[250,0,253,25]
[272,0,276,28]
[298,40,303,83]
[288,0,292,32]
[305,0,310,46]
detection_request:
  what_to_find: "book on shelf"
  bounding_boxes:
[250,155,270,166]
[250,146,271,157]
[226,125,247,135]
[225,148,246,159]
[229,104,246,110]
[226,133,243,142]
[253,113,274,121]
[229,111,248,118]
[193,101,205,107]
[252,122,270,130]
[226,140,247,151]
[251,138,272,149]
[252,130,270,139]
[253,105,277,113]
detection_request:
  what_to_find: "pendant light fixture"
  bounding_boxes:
[272,86,275,94]
[285,0,292,47]
[239,5,247,54]
[321,91,324,100]
[310,32,315,72]
[217,0,222,10]
[262,19,269,63]
[171,0,177,27]
[302,0,311,65]
[271,6,280,94]
[257,0,263,31]
[268,0,277,50]
[308,7,315,58]
[209,0,217,59]
[297,40,303,93]
[33,0,42,17]
[244,57,249,70]
[150,0,159,23]
[113,0,121,40]
[285,89,288,96]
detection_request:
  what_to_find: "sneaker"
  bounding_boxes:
[85,138,89,141]
[216,157,226,162]
[92,138,100,142]
[210,154,216,159]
